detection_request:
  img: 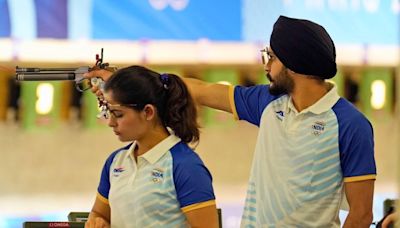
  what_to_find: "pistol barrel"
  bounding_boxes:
[16,67,77,73]
[16,73,76,81]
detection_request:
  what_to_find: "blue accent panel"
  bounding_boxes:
[332,98,376,177]
[242,0,399,45]
[97,143,132,199]
[170,142,215,208]
[242,0,281,42]
[91,0,241,40]
[234,85,284,126]
[68,0,93,39]
[34,0,68,38]
[0,0,10,37]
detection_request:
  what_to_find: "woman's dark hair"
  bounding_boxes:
[104,65,200,144]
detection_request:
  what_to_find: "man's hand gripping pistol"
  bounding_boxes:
[15,48,116,91]
[15,48,117,118]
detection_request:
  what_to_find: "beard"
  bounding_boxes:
[267,68,294,95]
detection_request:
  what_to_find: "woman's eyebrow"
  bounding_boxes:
[109,107,123,112]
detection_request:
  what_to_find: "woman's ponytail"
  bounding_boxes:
[161,73,200,144]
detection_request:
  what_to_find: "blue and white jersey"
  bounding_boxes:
[229,84,376,227]
[96,135,215,228]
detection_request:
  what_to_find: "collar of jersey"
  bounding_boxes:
[127,134,181,164]
[288,82,340,115]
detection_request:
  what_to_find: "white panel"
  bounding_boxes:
[68,0,93,39]
[336,44,364,66]
[366,45,400,67]
[8,0,37,39]
[0,39,13,61]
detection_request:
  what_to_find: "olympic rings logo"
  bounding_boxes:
[149,0,189,11]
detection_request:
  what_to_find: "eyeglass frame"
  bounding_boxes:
[260,48,274,65]
[98,100,142,119]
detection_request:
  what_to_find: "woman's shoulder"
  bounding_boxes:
[169,142,204,165]
[169,142,213,185]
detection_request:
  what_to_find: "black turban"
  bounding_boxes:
[270,16,337,79]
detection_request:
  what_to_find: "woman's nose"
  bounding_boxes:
[108,117,116,127]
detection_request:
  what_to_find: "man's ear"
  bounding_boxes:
[143,104,156,120]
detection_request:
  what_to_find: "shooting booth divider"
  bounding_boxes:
[20,81,62,130]
[0,71,9,121]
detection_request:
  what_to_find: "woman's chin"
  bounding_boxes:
[118,136,134,142]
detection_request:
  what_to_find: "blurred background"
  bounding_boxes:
[0,0,399,227]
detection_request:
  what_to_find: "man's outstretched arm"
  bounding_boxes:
[343,180,374,228]
[84,69,233,113]
[182,77,232,113]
